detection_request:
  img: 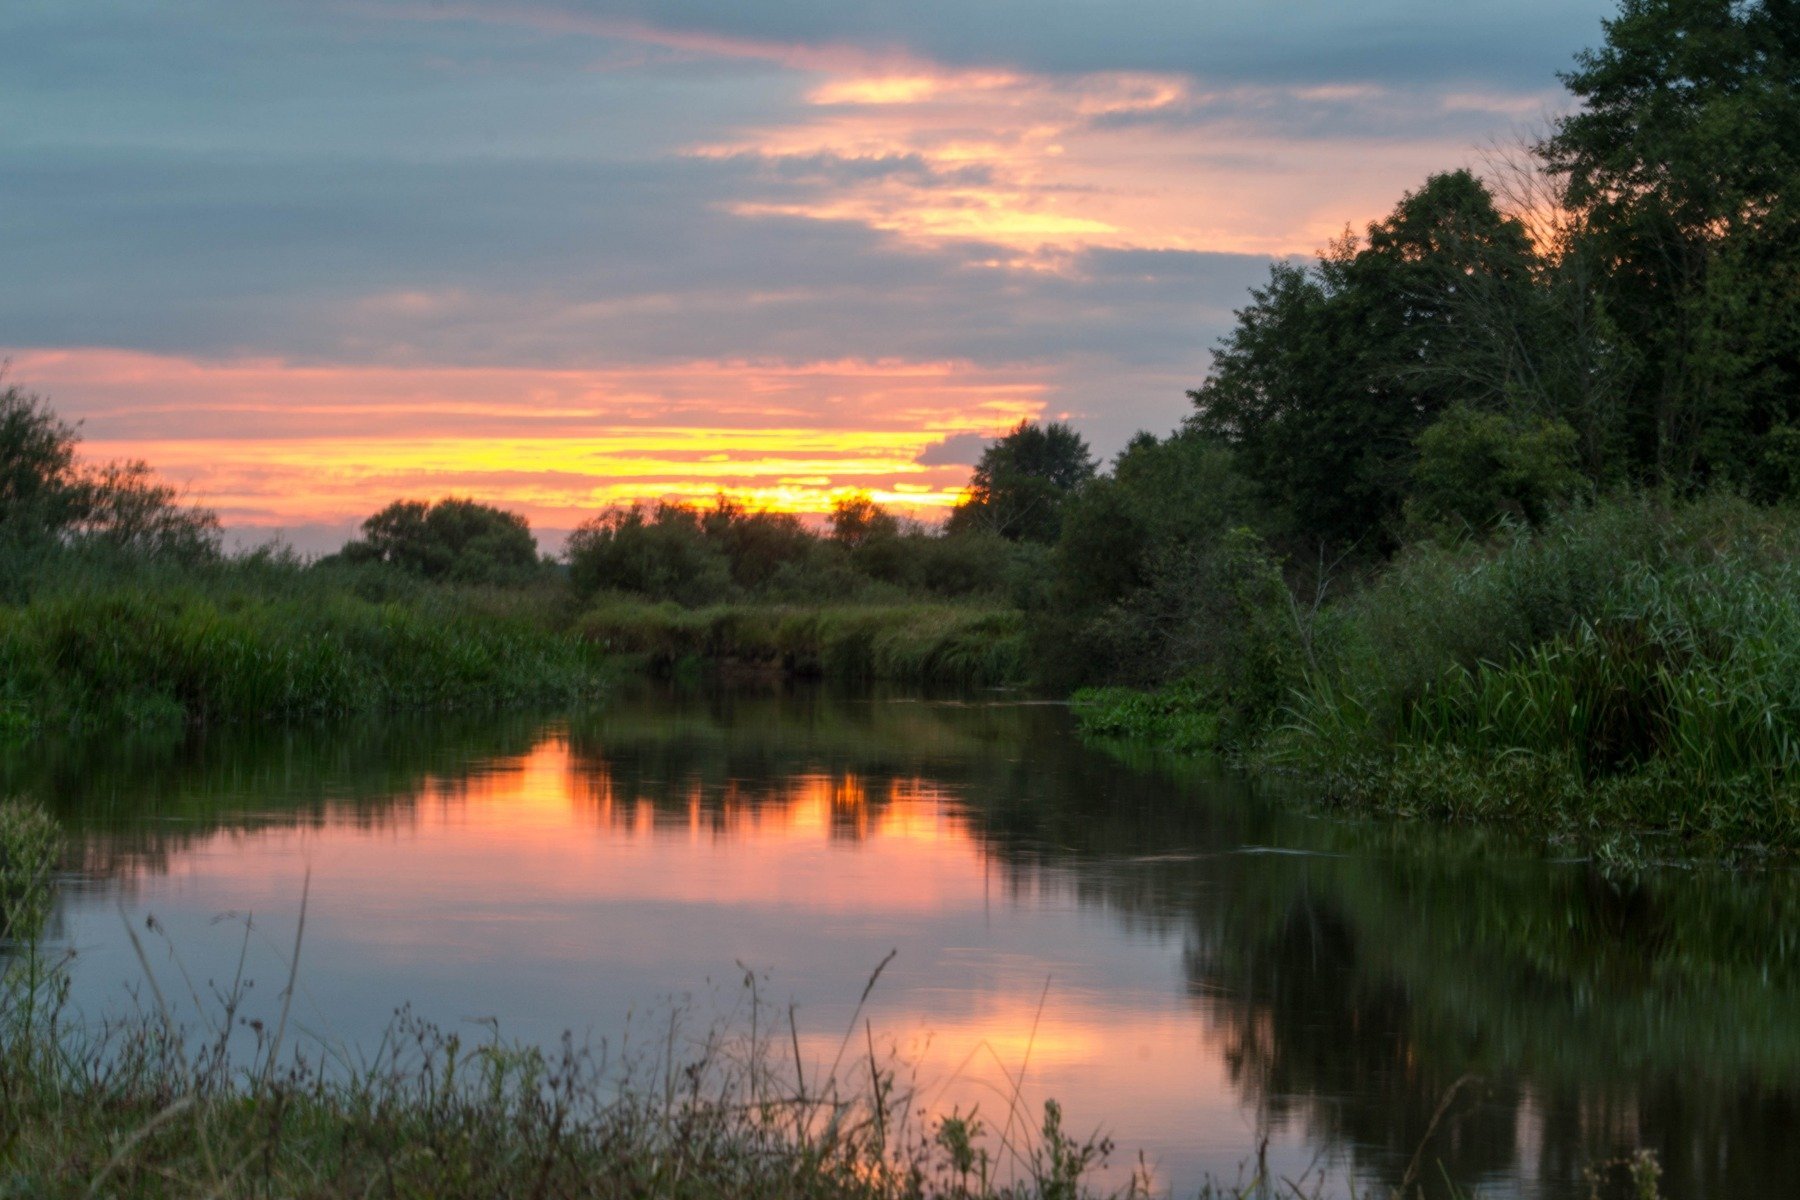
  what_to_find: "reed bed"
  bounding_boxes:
[0,575,609,730]
[575,600,1027,688]
[1269,494,1800,848]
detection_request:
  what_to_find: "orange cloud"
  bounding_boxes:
[696,66,1491,260]
[10,348,1046,539]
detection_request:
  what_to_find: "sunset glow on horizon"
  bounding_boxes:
[4,1,1608,551]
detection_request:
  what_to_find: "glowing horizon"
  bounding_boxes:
[13,348,1053,546]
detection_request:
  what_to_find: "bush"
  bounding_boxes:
[1271,493,1800,846]
[337,497,544,585]
[1408,404,1585,534]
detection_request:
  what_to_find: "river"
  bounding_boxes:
[9,682,1799,1198]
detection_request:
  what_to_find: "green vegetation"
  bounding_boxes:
[330,496,548,585]
[576,600,1025,687]
[0,570,607,729]
[0,957,1134,1199]
[1050,1,1800,851]
[0,799,59,942]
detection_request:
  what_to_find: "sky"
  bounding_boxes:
[2,0,1616,551]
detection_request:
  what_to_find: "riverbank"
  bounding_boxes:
[1073,496,1800,854]
[575,598,1027,687]
[0,560,612,731]
[0,965,1119,1199]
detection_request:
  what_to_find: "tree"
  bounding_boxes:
[1,384,219,560]
[946,420,1096,543]
[1190,171,1541,549]
[342,497,540,584]
[828,492,899,549]
[564,503,732,604]
[1538,0,1800,488]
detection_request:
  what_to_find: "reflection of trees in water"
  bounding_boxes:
[1,712,552,890]
[1168,849,1800,1200]
[14,684,1800,1199]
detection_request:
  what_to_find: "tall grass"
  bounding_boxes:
[0,799,59,942]
[0,561,609,729]
[1270,494,1800,847]
[0,926,1140,1200]
[576,598,1028,688]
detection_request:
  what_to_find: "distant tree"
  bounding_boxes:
[1,386,85,537]
[1,384,219,560]
[828,492,899,549]
[564,503,732,604]
[698,496,814,591]
[946,420,1097,543]
[342,497,539,584]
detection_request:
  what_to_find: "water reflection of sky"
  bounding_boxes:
[31,696,1800,1200]
[51,729,1318,1195]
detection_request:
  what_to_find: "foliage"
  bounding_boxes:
[947,421,1097,544]
[0,798,59,942]
[830,491,901,549]
[575,600,1027,687]
[1539,0,1800,490]
[1269,495,1800,848]
[1189,171,1540,549]
[0,385,220,568]
[1069,681,1221,755]
[1407,405,1586,534]
[1036,431,1271,690]
[337,496,543,585]
[0,566,609,730]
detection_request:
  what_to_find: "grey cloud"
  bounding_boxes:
[428,1,1615,91]
[914,432,990,467]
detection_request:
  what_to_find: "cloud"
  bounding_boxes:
[370,2,1614,92]
[7,348,1053,539]
[1,0,1614,537]
[914,432,990,467]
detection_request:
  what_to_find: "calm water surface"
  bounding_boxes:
[9,684,1800,1198]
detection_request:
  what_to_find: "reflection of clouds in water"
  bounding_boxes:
[20,691,1800,1200]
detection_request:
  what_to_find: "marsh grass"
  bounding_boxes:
[0,798,60,942]
[1068,683,1221,756]
[0,925,1139,1200]
[1254,495,1800,849]
[575,600,1027,688]
[0,563,610,730]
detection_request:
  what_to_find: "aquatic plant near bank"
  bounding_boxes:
[1073,496,1800,851]
[0,578,610,730]
[0,798,59,941]
[576,599,1027,687]
[1069,682,1221,755]
[1273,496,1800,847]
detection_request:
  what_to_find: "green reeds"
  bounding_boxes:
[0,577,610,729]
[0,798,59,942]
[1267,494,1800,849]
[575,599,1028,687]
